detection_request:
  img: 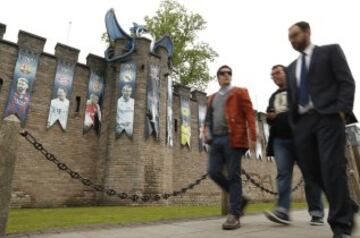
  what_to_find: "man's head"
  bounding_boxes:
[216,65,232,88]
[122,84,133,101]
[16,77,29,94]
[57,87,67,101]
[271,65,287,89]
[288,21,311,52]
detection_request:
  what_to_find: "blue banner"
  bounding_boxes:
[3,49,40,125]
[84,70,105,135]
[116,63,136,138]
[47,60,75,130]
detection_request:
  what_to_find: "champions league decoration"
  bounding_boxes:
[83,70,105,135]
[3,49,40,125]
[47,60,75,130]
[104,9,174,63]
[145,64,160,140]
[116,63,137,138]
[105,8,174,141]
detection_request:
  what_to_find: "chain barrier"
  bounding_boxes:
[242,169,304,195]
[20,131,208,202]
[20,130,303,200]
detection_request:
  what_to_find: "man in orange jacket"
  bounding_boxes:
[205,65,257,230]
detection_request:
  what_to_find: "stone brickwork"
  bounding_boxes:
[0,23,304,208]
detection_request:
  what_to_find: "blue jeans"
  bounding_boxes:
[208,135,247,216]
[273,138,324,217]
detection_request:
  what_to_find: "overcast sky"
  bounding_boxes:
[1,0,359,113]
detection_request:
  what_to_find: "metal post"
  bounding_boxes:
[221,191,229,216]
[345,124,360,205]
[221,169,229,216]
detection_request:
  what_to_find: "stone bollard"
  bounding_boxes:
[221,191,229,216]
[221,169,229,216]
[0,118,21,237]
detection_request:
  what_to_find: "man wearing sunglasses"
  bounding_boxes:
[205,65,257,230]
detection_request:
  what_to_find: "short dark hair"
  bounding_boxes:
[217,65,232,77]
[271,64,286,71]
[292,21,311,32]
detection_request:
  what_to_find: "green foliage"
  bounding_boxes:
[7,203,307,234]
[144,0,218,89]
[7,205,220,233]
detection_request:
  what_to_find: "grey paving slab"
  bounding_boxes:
[8,210,360,238]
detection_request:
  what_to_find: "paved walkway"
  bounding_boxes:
[8,210,360,238]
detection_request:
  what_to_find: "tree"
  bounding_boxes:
[145,0,218,89]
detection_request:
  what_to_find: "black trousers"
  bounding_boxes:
[293,112,354,235]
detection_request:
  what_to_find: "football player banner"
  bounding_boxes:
[116,63,137,138]
[255,118,263,160]
[83,70,105,135]
[47,60,75,130]
[166,75,174,147]
[3,49,40,125]
[180,96,191,148]
[198,103,208,152]
[145,64,160,140]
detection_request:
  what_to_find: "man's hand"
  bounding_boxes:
[250,140,256,154]
[339,112,346,122]
[203,126,212,144]
[267,112,277,120]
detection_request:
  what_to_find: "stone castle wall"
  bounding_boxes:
[0,23,304,208]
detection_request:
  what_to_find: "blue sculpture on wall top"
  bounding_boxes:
[105,8,174,63]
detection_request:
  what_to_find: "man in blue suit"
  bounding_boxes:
[286,21,357,238]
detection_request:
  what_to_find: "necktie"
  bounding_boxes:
[299,52,309,106]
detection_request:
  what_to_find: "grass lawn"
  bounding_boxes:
[7,202,307,234]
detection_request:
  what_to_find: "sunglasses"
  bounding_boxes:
[219,71,232,76]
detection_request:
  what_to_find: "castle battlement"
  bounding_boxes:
[0,15,304,208]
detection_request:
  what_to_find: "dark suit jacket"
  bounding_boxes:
[286,44,357,125]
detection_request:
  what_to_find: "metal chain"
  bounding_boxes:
[242,169,304,195]
[20,130,303,199]
[19,131,208,202]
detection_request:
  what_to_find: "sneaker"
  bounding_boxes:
[239,197,249,217]
[333,234,351,238]
[264,210,291,225]
[310,216,324,226]
[222,214,240,230]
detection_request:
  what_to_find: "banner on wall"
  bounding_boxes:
[255,118,262,160]
[261,117,273,161]
[83,70,104,135]
[116,63,136,138]
[180,96,191,148]
[47,60,75,130]
[145,64,160,140]
[198,104,208,152]
[166,75,173,146]
[3,49,40,125]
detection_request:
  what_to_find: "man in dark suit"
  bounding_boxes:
[286,21,357,238]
